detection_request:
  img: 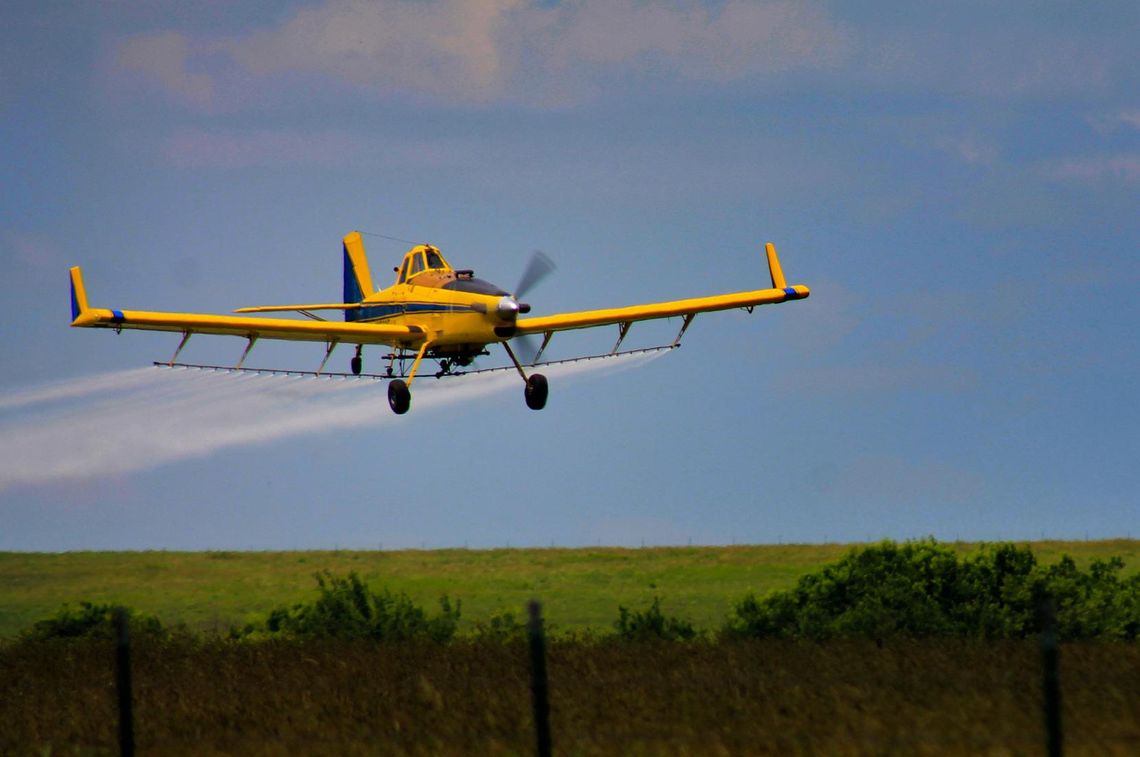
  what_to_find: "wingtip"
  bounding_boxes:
[69,266,88,323]
[765,242,788,290]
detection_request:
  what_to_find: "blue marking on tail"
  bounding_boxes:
[70,277,80,320]
[343,242,362,322]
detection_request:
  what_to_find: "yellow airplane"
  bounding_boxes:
[69,231,810,414]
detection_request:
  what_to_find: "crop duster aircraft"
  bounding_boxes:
[69,231,810,414]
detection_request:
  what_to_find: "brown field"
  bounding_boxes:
[3,637,1138,755]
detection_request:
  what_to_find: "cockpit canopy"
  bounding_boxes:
[397,245,452,285]
[395,244,510,296]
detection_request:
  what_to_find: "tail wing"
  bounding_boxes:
[342,231,375,321]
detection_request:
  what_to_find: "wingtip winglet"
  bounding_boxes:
[69,266,89,324]
[765,242,788,290]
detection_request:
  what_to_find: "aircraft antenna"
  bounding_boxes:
[359,230,419,246]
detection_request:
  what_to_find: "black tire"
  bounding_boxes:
[388,379,411,414]
[524,373,548,410]
[351,355,363,375]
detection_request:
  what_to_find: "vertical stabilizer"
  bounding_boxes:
[342,231,375,322]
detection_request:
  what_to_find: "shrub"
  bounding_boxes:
[615,597,698,641]
[726,540,1140,641]
[1043,555,1140,640]
[471,610,528,643]
[234,571,461,642]
[21,602,167,641]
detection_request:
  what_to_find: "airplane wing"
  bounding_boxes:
[515,242,809,336]
[68,267,422,346]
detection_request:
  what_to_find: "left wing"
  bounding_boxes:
[69,267,423,346]
[515,242,809,336]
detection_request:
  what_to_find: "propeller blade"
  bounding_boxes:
[515,250,556,299]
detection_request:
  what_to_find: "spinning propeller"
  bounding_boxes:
[515,250,556,302]
[509,250,555,364]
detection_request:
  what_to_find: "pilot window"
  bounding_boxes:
[398,258,411,283]
[426,250,444,269]
[410,253,425,277]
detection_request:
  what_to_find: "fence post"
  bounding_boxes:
[113,607,135,757]
[1039,598,1062,757]
[527,600,552,757]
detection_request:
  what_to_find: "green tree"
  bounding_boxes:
[726,540,1140,641]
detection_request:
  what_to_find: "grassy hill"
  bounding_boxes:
[2,539,1137,638]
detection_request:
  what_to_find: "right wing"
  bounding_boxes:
[69,267,422,346]
[515,242,809,336]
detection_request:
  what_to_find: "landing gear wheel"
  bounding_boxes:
[388,379,411,415]
[524,373,548,410]
[351,356,363,375]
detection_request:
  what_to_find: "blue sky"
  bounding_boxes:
[2,1,1137,551]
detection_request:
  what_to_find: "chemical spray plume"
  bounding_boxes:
[0,351,665,491]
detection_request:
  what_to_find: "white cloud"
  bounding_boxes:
[228,0,524,102]
[540,0,849,77]
[159,126,487,170]
[101,3,1137,113]
[523,0,851,105]
[115,31,215,107]
[106,0,851,109]
[1087,110,1140,135]
[2,230,63,272]
[857,24,1118,100]
[163,128,375,169]
[1040,154,1140,184]
[936,136,999,167]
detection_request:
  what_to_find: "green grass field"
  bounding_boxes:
[2,539,1136,638]
[3,540,1138,754]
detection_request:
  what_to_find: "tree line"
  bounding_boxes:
[13,540,1139,644]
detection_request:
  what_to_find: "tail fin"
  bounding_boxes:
[342,231,376,322]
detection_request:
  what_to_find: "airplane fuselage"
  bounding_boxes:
[351,244,523,359]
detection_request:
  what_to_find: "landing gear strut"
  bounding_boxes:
[503,341,549,411]
[385,342,432,415]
